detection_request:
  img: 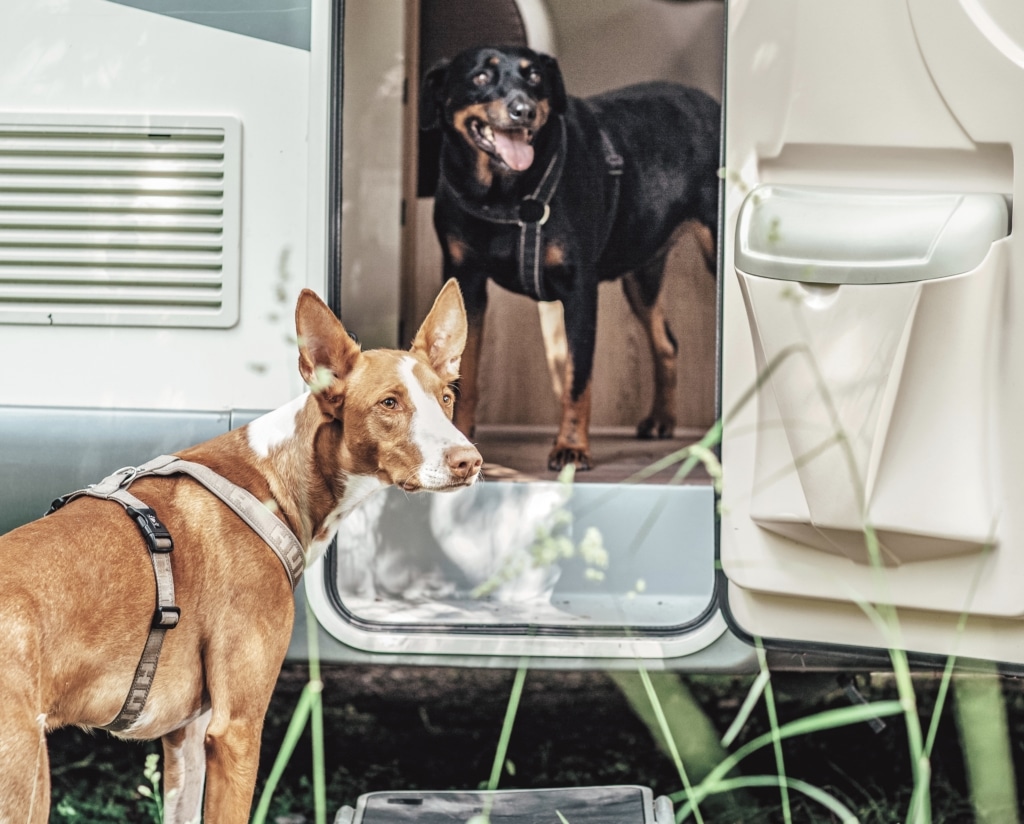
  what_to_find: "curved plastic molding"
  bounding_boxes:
[736,185,1008,284]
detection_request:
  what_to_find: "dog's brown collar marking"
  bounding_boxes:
[47,455,304,732]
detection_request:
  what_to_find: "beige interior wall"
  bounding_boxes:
[343,0,406,349]
[410,0,723,430]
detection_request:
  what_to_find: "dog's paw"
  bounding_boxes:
[636,416,676,440]
[548,446,591,472]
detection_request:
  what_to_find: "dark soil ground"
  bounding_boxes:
[47,664,1011,823]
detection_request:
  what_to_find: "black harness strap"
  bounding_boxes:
[441,117,625,301]
[598,127,624,241]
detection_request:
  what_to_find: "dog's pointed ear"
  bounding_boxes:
[411,279,467,383]
[419,58,451,131]
[538,53,567,115]
[295,289,361,418]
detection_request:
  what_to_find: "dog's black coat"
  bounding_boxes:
[421,45,720,470]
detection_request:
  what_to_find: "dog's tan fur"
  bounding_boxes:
[0,280,480,823]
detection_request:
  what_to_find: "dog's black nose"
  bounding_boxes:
[508,95,537,124]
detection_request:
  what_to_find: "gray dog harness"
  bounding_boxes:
[46,455,305,732]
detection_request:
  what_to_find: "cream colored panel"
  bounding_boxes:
[727,585,1024,665]
[782,1,973,151]
[737,241,1006,568]
[740,274,922,563]
[0,0,311,411]
[722,0,1024,661]
[867,248,1005,556]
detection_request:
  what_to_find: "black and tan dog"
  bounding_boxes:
[420,45,720,471]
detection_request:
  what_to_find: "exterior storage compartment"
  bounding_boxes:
[735,185,1008,565]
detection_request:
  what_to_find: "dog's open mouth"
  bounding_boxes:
[469,119,534,172]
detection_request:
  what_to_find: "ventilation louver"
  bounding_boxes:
[0,115,240,327]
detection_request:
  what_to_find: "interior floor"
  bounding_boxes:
[473,424,715,485]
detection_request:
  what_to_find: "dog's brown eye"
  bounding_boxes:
[380,397,397,409]
[526,68,541,86]
[442,392,452,405]
[472,70,490,87]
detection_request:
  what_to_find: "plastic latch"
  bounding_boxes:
[126,506,174,553]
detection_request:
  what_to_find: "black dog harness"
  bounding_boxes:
[47,455,305,732]
[441,116,623,301]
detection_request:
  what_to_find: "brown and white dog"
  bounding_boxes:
[0,280,481,823]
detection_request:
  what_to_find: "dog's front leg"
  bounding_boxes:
[162,708,210,824]
[549,287,597,471]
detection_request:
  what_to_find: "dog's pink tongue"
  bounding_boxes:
[493,129,534,171]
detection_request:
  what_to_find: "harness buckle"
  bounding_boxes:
[126,506,174,553]
[518,198,550,225]
[115,466,139,488]
[45,495,70,516]
[152,605,181,629]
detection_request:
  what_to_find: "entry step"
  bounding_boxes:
[335,785,673,823]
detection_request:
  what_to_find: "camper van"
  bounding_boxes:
[1,0,1020,696]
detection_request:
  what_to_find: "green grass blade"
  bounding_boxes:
[721,670,769,748]
[635,665,704,824]
[925,655,957,759]
[676,775,859,823]
[251,683,317,824]
[924,544,992,759]
[622,420,722,486]
[755,640,791,824]
[305,598,327,824]
[671,701,905,808]
[487,659,529,791]
[954,666,1020,824]
[468,660,530,824]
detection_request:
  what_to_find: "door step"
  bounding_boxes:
[335,785,673,823]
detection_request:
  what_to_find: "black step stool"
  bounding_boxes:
[335,785,673,823]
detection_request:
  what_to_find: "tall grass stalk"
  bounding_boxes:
[753,638,791,823]
[720,670,769,748]
[251,598,327,824]
[466,659,531,824]
[306,596,328,824]
[634,665,704,824]
[673,700,905,814]
[487,659,530,791]
[681,775,860,823]
[250,680,321,824]
[953,665,1019,824]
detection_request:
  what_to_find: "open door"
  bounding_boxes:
[304,0,743,667]
[721,0,1024,665]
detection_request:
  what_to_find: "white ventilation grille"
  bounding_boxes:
[0,115,240,327]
